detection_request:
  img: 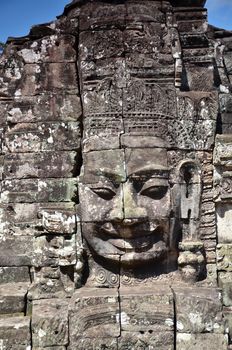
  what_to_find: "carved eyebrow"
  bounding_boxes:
[128,167,169,178]
[93,170,126,184]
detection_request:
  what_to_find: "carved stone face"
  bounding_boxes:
[79,137,174,267]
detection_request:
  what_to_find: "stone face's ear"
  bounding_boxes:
[177,160,206,282]
[179,160,202,241]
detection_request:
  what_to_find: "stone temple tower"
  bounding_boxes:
[0,0,232,348]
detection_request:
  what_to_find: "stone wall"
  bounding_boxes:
[0,0,231,349]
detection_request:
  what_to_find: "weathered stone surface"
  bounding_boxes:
[34,348,66,350]
[0,236,34,266]
[40,210,76,235]
[85,255,120,288]
[17,34,76,63]
[32,298,69,347]
[0,266,30,284]
[222,123,232,134]
[176,333,228,350]
[29,265,75,300]
[184,63,214,91]
[174,287,224,333]
[217,244,232,272]
[214,135,232,168]
[223,307,232,339]
[80,149,126,184]
[69,288,120,343]
[176,91,218,149]
[15,62,78,96]
[4,121,81,153]
[214,175,232,203]
[68,338,118,350]
[32,234,76,267]
[216,204,232,243]
[4,151,79,179]
[218,272,232,306]
[220,94,232,114]
[118,331,174,350]
[2,203,39,231]
[6,94,82,123]
[1,202,76,237]
[178,241,206,283]
[224,52,232,74]
[0,282,29,314]
[2,178,78,203]
[119,286,174,332]
[0,316,31,348]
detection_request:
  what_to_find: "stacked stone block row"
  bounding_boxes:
[211,26,232,349]
[173,5,218,291]
[0,8,82,349]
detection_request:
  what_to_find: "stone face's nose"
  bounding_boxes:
[123,182,147,220]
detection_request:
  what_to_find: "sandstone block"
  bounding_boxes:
[2,178,78,203]
[17,62,78,96]
[7,94,82,123]
[85,255,120,288]
[79,2,127,31]
[184,63,214,92]
[34,348,66,350]
[68,338,117,350]
[0,282,29,314]
[32,298,68,347]
[218,272,232,306]
[29,266,74,300]
[217,244,232,272]
[18,34,76,63]
[32,234,76,267]
[118,331,174,350]
[119,286,174,332]
[4,121,81,153]
[41,210,76,235]
[176,333,228,350]
[224,52,232,74]
[0,236,34,266]
[81,149,126,184]
[214,135,232,168]
[69,288,120,343]
[0,316,31,348]
[216,205,232,243]
[0,267,30,284]
[4,151,79,179]
[173,287,224,333]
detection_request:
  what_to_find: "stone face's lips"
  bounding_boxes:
[100,223,166,253]
[120,241,168,265]
[108,236,153,252]
[99,222,161,239]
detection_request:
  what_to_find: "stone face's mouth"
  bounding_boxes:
[108,235,153,252]
[99,221,167,253]
[120,241,168,266]
[82,221,169,266]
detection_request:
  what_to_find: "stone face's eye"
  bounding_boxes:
[91,187,116,200]
[140,186,168,200]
